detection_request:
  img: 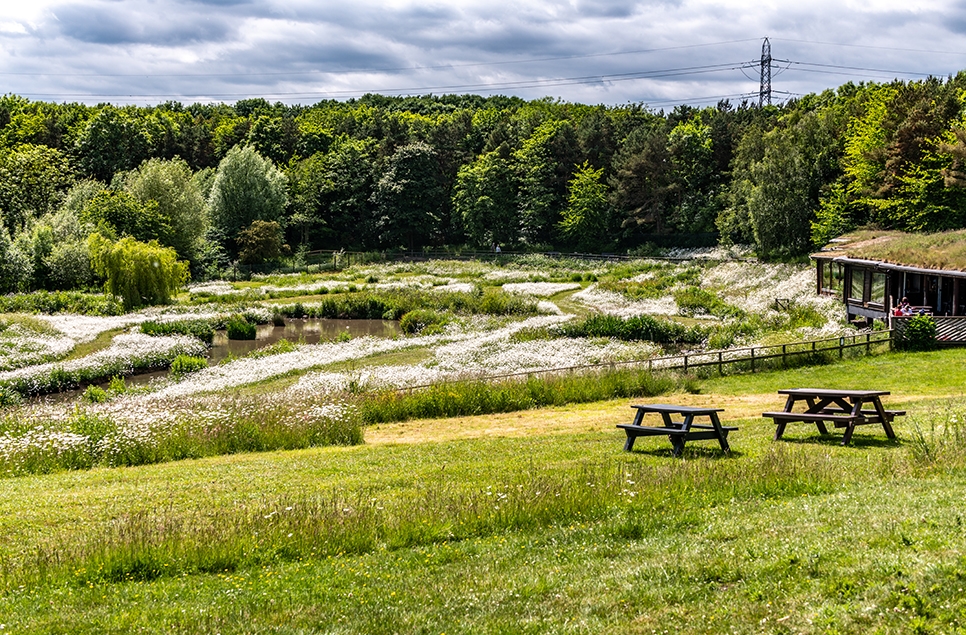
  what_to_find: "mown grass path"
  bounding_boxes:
[1,348,965,633]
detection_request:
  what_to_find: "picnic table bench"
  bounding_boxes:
[762,388,904,445]
[617,404,736,456]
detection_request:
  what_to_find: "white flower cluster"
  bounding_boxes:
[0,324,75,371]
[501,282,581,297]
[290,314,657,396]
[0,332,205,393]
[572,284,679,316]
[663,245,752,260]
[37,314,146,343]
[432,282,477,294]
[483,270,544,282]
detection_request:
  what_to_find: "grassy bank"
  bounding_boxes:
[1,348,965,632]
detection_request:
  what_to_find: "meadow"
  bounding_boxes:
[0,347,964,632]
[3,253,951,633]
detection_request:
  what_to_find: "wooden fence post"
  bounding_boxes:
[750,348,755,372]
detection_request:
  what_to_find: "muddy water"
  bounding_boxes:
[208,318,400,363]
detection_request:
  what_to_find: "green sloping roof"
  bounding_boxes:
[814,230,966,273]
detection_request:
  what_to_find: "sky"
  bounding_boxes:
[2,0,966,108]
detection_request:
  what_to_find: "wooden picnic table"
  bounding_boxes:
[617,404,736,456]
[762,388,905,445]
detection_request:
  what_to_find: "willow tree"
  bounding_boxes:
[88,233,188,309]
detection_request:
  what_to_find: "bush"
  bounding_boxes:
[0,386,22,408]
[141,319,215,345]
[359,368,680,424]
[557,313,706,345]
[400,309,449,335]
[0,290,123,316]
[170,354,208,377]
[902,315,937,351]
[82,385,109,403]
[226,315,256,340]
[674,287,741,318]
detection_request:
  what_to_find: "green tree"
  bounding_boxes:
[610,125,674,238]
[559,161,611,250]
[372,142,444,249]
[666,118,717,233]
[0,144,74,235]
[208,145,288,256]
[452,151,518,248]
[286,137,378,249]
[88,233,188,309]
[514,119,580,245]
[121,157,208,263]
[747,111,838,258]
[73,108,150,182]
[237,220,285,265]
[0,226,33,293]
[80,190,170,245]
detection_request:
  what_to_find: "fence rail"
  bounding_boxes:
[400,330,894,392]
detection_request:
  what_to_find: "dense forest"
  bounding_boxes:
[3,74,966,294]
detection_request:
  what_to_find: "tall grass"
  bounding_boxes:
[4,444,837,591]
[0,397,363,477]
[556,313,707,344]
[907,401,966,465]
[141,319,215,345]
[0,290,123,316]
[358,367,681,424]
[274,287,538,320]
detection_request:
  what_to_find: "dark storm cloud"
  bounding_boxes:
[50,2,236,44]
[5,0,966,106]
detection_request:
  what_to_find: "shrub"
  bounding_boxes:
[0,386,22,408]
[674,287,742,318]
[108,376,127,395]
[226,315,256,340]
[248,339,296,358]
[82,385,109,403]
[902,315,938,351]
[557,313,706,345]
[141,319,215,345]
[359,368,680,424]
[400,309,449,335]
[170,354,208,377]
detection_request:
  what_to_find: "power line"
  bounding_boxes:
[15,61,751,101]
[771,37,966,58]
[0,38,761,79]
[775,59,937,79]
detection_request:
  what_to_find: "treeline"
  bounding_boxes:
[2,77,966,294]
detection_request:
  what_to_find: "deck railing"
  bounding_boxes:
[893,315,966,344]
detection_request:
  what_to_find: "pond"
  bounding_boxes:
[38,318,401,402]
[209,318,400,363]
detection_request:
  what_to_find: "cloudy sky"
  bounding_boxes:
[2,0,966,108]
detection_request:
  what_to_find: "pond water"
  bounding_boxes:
[209,318,400,363]
[36,318,401,402]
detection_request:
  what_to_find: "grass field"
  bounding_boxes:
[1,347,965,633]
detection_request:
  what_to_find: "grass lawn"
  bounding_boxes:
[2,348,966,633]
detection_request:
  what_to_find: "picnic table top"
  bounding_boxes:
[778,388,890,398]
[630,403,724,414]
